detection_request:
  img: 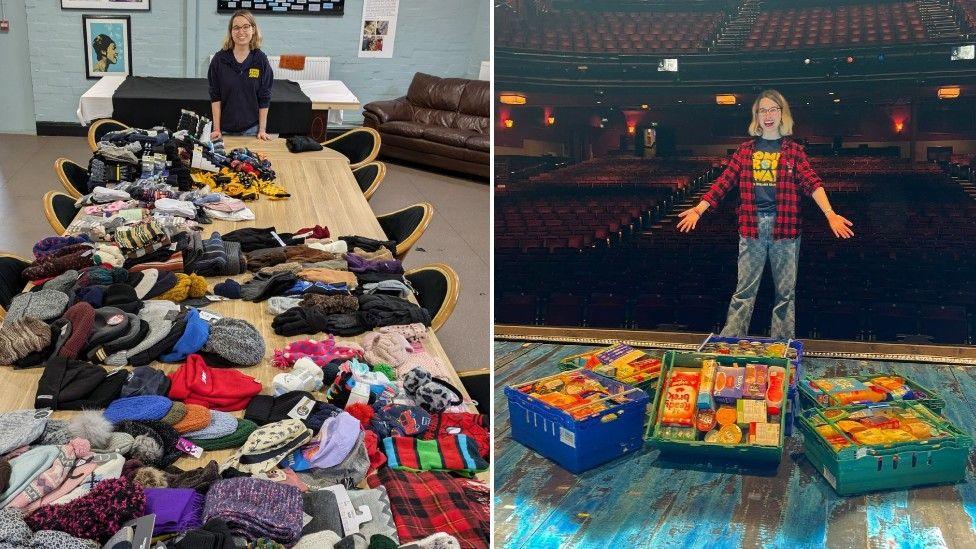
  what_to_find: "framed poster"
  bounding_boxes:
[83,15,133,79]
[217,1,344,15]
[359,0,398,58]
[62,0,151,10]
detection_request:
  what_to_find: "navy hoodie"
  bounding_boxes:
[207,48,273,133]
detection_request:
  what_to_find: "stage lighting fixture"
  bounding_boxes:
[951,45,974,61]
[499,92,526,105]
[577,65,589,71]
[658,58,678,72]
[828,91,835,95]
[803,58,811,65]
[938,86,961,99]
[715,94,736,105]
[846,56,855,64]
[641,104,649,109]
[503,119,514,128]
[627,125,636,135]
[546,116,556,126]
[833,98,841,103]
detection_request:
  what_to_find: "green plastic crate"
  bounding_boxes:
[797,402,972,495]
[646,351,792,465]
[798,374,945,414]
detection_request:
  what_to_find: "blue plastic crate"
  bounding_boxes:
[505,369,650,474]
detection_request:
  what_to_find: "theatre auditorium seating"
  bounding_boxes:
[495,9,725,54]
[495,156,976,345]
[744,3,927,50]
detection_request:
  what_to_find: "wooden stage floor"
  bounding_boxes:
[494,341,976,549]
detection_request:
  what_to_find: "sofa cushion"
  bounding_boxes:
[466,134,489,152]
[422,127,476,149]
[459,80,489,117]
[411,107,457,128]
[380,133,488,164]
[406,72,465,112]
[455,114,488,133]
[380,121,427,138]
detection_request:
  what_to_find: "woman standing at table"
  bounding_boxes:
[208,10,274,141]
[676,89,854,340]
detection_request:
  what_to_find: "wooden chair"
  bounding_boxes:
[376,203,433,261]
[352,161,386,201]
[457,368,489,415]
[54,158,90,198]
[324,127,380,169]
[87,118,129,151]
[43,191,79,235]
[404,263,459,332]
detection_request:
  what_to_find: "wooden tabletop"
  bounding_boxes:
[2,136,468,469]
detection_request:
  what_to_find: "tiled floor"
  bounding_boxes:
[0,134,489,373]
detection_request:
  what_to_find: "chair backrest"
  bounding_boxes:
[55,158,90,198]
[0,254,29,314]
[377,203,433,260]
[352,161,386,200]
[325,127,380,169]
[405,263,459,332]
[43,191,79,235]
[87,118,129,151]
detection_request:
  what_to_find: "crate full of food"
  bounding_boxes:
[505,368,650,474]
[558,342,662,390]
[646,351,792,465]
[798,374,945,414]
[698,335,803,390]
[797,401,971,495]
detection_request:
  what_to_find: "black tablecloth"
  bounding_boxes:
[112,76,311,135]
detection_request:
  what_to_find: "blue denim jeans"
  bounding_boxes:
[225,124,258,136]
[719,213,800,340]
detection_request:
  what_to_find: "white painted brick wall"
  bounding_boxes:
[26,0,490,125]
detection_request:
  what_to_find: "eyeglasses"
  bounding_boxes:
[232,24,252,32]
[758,107,781,115]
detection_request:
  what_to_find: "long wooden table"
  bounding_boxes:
[1,137,468,469]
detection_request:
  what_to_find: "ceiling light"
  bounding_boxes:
[938,86,961,99]
[715,94,736,105]
[833,98,841,103]
[498,92,526,105]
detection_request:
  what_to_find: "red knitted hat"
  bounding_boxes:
[55,302,96,359]
[167,354,261,412]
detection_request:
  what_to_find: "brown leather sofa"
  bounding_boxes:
[363,72,489,178]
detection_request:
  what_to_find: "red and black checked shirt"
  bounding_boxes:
[702,137,823,239]
[369,468,490,549]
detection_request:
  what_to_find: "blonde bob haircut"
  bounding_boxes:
[748,89,794,137]
[222,10,262,51]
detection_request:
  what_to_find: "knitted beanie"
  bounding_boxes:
[85,307,134,357]
[221,420,312,475]
[202,477,304,543]
[102,283,142,314]
[213,279,241,299]
[130,268,159,299]
[164,460,220,492]
[41,269,81,295]
[173,404,212,434]
[35,358,126,411]
[120,366,172,397]
[33,235,92,260]
[191,232,228,277]
[0,410,49,455]
[116,420,180,468]
[159,308,210,362]
[154,273,208,302]
[92,432,136,455]
[244,391,316,426]
[104,395,174,424]
[24,477,146,544]
[76,266,128,288]
[0,445,60,508]
[144,270,179,300]
[74,285,105,308]
[160,401,188,426]
[53,302,97,359]
[168,354,262,411]
[223,240,244,276]
[200,318,266,367]
[223,227,304,252]
[184,411,238,440]
[0,318,52,365]
[3,290,70,324]
[190,419,258,452]
[128,311,189,366]
[107,316,174,367]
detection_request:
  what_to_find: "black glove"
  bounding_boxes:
[272,307,329,336]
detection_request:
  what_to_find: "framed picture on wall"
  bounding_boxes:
[83,15,133,79]
[63,0,150,10]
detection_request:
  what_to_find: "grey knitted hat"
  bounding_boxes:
[0,317,52,365]
[3,290,70,324]
[91,431,136,455]
[38,419,72,446]
[184,410,238,440]
[42,269,81,295]
[104,301,179,367]
[267,296,302,316]
[0,409,49,455]
[201,318,266,366]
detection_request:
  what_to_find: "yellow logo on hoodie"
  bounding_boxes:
[248,68,260,78]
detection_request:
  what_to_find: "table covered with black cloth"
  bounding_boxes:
[112,76,311,135]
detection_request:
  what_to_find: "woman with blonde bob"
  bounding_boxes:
[676,90,853,339]
[207,9,274,140]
